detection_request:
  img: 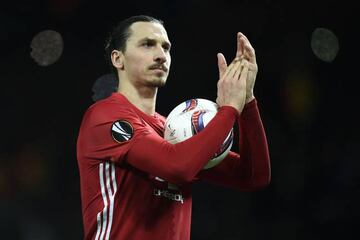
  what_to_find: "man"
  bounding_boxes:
[77,15,270,240]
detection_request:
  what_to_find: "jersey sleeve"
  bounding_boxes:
[197,99,271,190]
[77,102,152,165]
[124,106,239,184]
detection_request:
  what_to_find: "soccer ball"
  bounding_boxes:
[164,98,234,169]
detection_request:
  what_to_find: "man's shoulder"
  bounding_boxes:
[89,94,135,114]
[83,95,139,125]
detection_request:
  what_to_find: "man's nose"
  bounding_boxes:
[154,47,167,64]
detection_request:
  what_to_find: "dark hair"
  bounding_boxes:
[104,15,164,76]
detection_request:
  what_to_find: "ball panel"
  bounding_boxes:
[203,130,234,169]
[204,140,233,169]
[164,111,194,143]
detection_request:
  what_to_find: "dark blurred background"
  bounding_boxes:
[1,0,359,239]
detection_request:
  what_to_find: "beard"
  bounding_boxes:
[145,76,167,88]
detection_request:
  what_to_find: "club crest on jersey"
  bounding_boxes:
[111,120,133,143]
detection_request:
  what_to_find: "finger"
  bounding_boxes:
[240,59,257,74]
[217,53,228,79]
[243,43,255,59]
[233,60,243,80]
[238,32,256,61]
[226,59,241,79]
[238,33,252,51]
[236,32,244,58]
[221,57,238,80]
[238,32,249,43]
[238,61,249,82]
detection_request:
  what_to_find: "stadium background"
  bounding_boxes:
[1,0,358,239]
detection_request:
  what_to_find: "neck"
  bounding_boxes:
[117,79,157,116]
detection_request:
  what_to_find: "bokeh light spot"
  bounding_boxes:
[311,28,339,62]
[30,30,64,66]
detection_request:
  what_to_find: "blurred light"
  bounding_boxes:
[283,69,315,123]
[30,30,64,66]
[92,73,118,102]
[14,142,49,194]
[311,28,339,62]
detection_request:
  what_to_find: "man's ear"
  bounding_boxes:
[111,50,124,70]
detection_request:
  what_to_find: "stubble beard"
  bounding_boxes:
[146,75,167,88]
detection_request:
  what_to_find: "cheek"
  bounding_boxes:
[126,55,145,74]
[130,65,144,78]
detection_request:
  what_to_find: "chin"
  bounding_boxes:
[147,77,167,87]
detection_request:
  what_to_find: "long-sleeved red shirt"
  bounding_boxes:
[77,92,270,240]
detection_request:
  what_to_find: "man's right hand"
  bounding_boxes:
[216,54,249,113]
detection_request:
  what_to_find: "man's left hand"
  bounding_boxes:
[218,32,258,104]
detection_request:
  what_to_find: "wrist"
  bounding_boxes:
[219,105,241,118]
[245,94,255,104]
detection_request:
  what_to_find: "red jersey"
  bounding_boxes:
[77,93,270,240]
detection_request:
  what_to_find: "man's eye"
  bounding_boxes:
[143,42,153,47]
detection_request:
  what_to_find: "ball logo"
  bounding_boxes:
[111,120,133,143]
[191,110,206,135]
[182,99,198,113]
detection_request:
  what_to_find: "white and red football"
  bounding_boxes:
[164,98,233,169]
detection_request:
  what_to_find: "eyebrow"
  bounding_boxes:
[140,37,172,48]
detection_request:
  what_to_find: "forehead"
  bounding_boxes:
[128,22,170,43]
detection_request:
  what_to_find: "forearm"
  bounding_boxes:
[197,99,270,190]
[126,106,239,184]
[238,99,271,187]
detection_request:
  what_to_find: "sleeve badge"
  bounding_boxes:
[111,120,133,143]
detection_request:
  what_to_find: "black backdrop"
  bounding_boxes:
[1,0,359,239]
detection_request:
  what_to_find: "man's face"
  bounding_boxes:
[122,21,171,87]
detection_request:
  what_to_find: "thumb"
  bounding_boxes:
[217,53,227,79]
